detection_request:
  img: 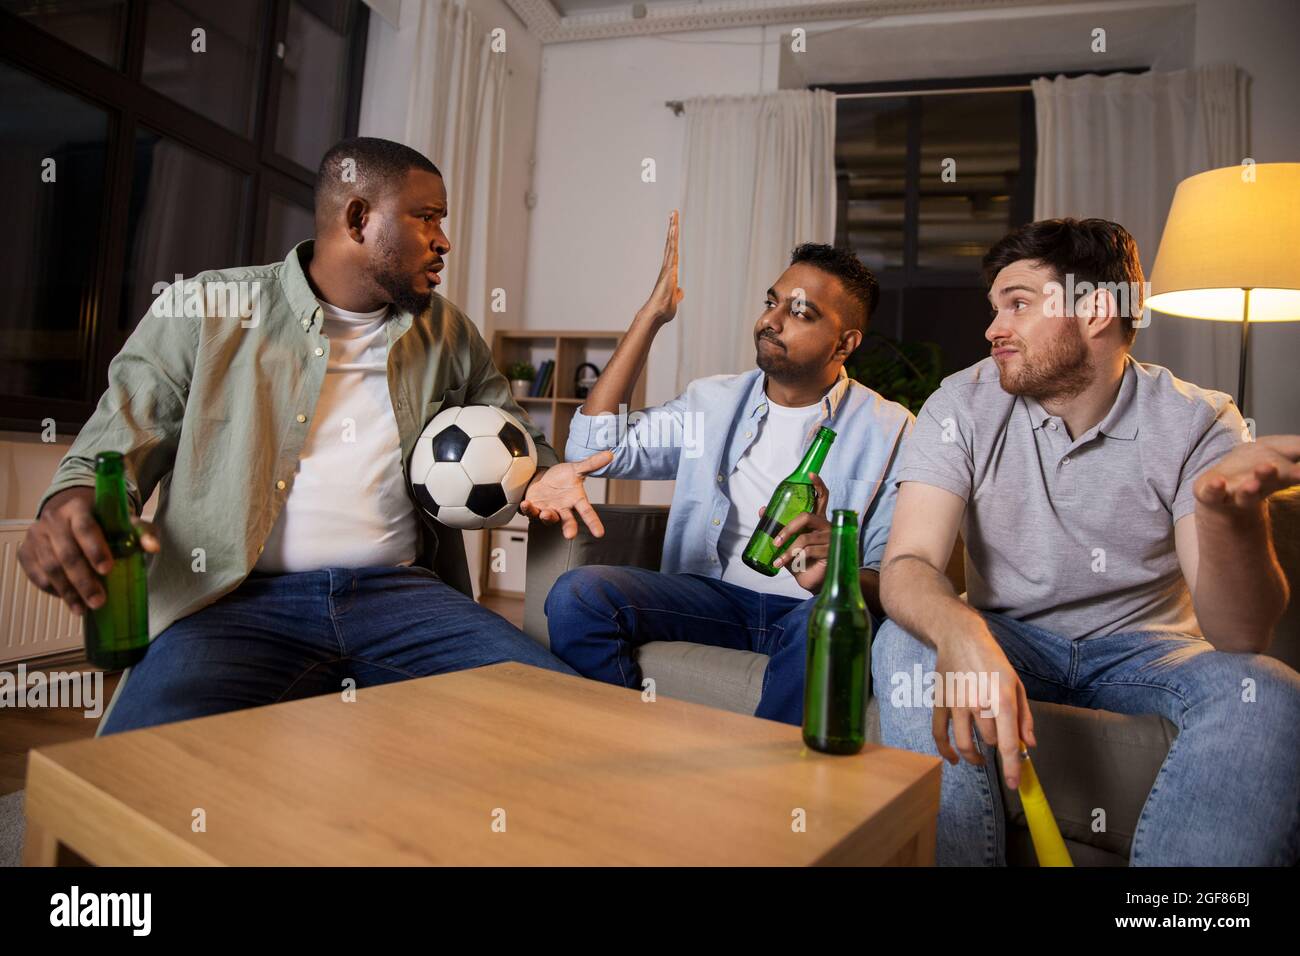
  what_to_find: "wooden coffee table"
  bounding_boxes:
[24,662,940,866]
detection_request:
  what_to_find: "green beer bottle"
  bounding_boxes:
[803,509,870,755]
[742,425,835,576]
[85,452,150,670]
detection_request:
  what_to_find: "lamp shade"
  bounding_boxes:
[1146,163,1300,322]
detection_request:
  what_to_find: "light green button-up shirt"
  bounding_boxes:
[40,240,557,638]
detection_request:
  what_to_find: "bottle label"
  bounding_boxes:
[755,514,785,539]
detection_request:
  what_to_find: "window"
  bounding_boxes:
[1,0,128,68]
[140,0,266,137]
[829,76,1037,378]
[0,61,112,404]
[0,0,369,432]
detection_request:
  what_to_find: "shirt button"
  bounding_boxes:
[276,479,287,490]
[744,431,752,438]
[258,544,264,555]
[1047,421,1057,430]
[296,414,306,423]
[712,518,720,526]
[1062,457,1071,465]
[314,347,324,357]
[716,473,723,482]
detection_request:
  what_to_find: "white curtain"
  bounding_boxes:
[676,90,837,392]
[1033,64,1249,400]
[403,0,507,334]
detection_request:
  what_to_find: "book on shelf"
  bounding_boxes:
[530,359,554,398]
[542,360,556,397]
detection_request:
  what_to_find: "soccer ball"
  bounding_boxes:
[408,404,538,529]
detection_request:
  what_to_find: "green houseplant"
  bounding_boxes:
[844,332,943,415]
[506,361,536,400]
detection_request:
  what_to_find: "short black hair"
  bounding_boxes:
[314,136,442,229]
[789,243,879,333]
[981,218,1144,344]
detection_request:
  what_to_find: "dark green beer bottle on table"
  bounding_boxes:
[742,425,836,576]
[86,451,150,671]
[803,509,870,755]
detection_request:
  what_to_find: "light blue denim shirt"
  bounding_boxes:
[566,367,914,578]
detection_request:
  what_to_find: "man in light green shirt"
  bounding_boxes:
[19,137,610,733]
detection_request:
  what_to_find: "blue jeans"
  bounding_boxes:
[544,566,816,724]
[100,565,574,734]
[873,612,1300,866]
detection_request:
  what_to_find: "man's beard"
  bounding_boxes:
[755,333,829,381]
[372,227,432,316]
[996,323,1094,401]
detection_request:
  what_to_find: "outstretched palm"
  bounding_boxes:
[519,450,615,539]
[1195,435,1300,511]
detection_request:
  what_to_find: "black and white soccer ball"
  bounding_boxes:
[409,405,538,530]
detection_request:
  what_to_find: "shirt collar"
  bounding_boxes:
[1025,357,1139,440]
[282,240,325,332]
[748,366,851,423]
[1095,355,1139,440]
[284,239,418,337]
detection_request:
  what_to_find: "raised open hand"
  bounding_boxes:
[636,209,684,325]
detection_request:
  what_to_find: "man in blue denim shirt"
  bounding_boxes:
[545,212,912,724]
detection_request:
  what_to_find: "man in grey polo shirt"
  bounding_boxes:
[875,218,1300,866]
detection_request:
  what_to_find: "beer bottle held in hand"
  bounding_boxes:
[803,509,870,755]
[742,425,835,576]
[86,451,149,670]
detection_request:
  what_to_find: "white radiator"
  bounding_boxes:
[0,520,83,665]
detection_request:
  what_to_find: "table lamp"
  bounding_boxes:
[1146,162,1300,417]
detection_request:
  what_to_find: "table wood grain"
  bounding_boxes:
[24,663,940,866]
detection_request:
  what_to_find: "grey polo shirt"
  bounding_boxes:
[897,356,1244,640]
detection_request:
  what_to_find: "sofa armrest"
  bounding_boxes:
[523,504,670,647]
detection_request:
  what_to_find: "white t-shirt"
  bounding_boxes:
[254,300,418,573]
[717,395,826,599]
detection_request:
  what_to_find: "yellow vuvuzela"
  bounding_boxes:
[1017,744,1073,867]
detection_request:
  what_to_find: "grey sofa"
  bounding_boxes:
[524,492,1300,866]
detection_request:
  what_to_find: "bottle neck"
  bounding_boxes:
[821,511,864,605]
[791,427,835,481]
[94,459,134,532]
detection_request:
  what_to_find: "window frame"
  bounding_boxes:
[821,68,1147,289]
[0,0,368,434]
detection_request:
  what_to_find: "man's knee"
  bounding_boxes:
[545,566,625,654]
[547,566,619,616]
[1195,652,1300,729]
[546,566,637,624]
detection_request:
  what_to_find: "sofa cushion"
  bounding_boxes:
[635,642,768,714]
[635,642,884,742]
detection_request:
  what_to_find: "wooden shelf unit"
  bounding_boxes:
[482,329,646,596]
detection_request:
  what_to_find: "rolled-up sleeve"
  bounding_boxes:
[566,393,690,480]
[38,283,198,518]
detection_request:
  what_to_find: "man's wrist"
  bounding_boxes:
[930,612,991,655]
[632,309,669,330]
